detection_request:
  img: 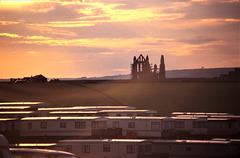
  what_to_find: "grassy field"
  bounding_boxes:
[0,81,239,116]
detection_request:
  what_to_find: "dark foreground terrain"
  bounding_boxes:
[0,81,239,116]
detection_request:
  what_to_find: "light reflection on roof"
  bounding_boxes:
[21,117,59,120]
[21,116,100,120]
[49,111,98,114]
[207,118,231,121]
[171,112,233,116]
[153,139,230,144]
[0,106,31,109]
[38,107,87,111]
[14,143,56,147]
[58,139,148,144]
[0,118,17,121]
[107,116,166,120]
[99,110,157,113]
[21,116,169,120]
[10,148,76,156]
[0,102,43,105]
[38,106,135,111]
[0,111,33,114]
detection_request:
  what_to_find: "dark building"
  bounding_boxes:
[32,74,48,83]
[131,54,166,80]
[10,74,48,83]
[219,68,240,80]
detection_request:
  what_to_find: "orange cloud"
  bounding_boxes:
[26,51,37,56]
[60,59,87,64]
[0,21,20,25]
[25,36,52,40]
[99,52,115,55]
[0,33,22,38]
[202,18,240,23]
[0,0,33,10]
[17,37,173,48]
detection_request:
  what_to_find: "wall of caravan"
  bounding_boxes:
[51,139,240,158]
[0,115,240,143]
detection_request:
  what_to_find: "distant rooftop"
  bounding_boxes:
[0,102,44,105]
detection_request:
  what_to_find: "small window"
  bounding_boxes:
[103,144,110,152]
[75,122,86,129]
[138,145,145,153]
[5,123,9,131]
[127,113,133,116]
[82,145,90,153]
[139,144,151,153]
[127,145,135,154]
[193,121,206,128]
[186,146,191,151]
[60,122,66,128]
[168,145,171,151]
[92,121,107,129]
[151,122,160,130]
[41,122,47,129]
[113,121,119,128]
[66,145,72,153]
[11,122,15,130]
[128,122,135,128]
[28,122,32,129]
[229,122,233,129]
[175,121,185,128]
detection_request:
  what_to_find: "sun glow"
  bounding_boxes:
[0,0,34,10]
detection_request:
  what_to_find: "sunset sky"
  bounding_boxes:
[0,0,239,78]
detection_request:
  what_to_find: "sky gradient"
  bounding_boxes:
[0,0,239,78]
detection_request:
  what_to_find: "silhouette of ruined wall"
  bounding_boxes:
[131,54,166,81]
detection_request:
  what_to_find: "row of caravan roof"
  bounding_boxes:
[0,109,157,117]
[13,138,240,158]
[2,133,240,158]
[1,102,240,143]
[1,102,239,118]
[0,134,76,158]
[1,102,160,118]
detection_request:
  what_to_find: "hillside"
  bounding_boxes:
[59,67,236,80]
[0,81,239,116]
[166,68,236,78]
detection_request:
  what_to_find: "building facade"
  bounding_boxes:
[131,54,166,80]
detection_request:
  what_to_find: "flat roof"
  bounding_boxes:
[171,112,233,116]
[0,106,31,109]
[49,111,98,114]
[58,139,149,144]
[21,116,168,121]
[107,116,166,120]
[0,102,44,105]
[153,139,231,144]
[207,118,232,121]
[99,110,157,113]
[10,148,76,156]
[58,139,232,145]
[38,106,136,111]
[14,143,56,147]
[0,118,17,121]
[0,111,34,114]
[21,116,100,120]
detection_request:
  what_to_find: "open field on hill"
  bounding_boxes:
[0,81,239,116]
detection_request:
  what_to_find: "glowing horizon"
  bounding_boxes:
[0,0,239,78]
